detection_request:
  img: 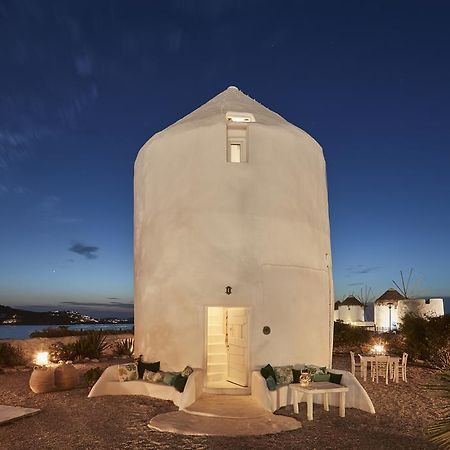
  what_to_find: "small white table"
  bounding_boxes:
[290,381,349,421]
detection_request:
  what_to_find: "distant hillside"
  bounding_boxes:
[0,305,132,325]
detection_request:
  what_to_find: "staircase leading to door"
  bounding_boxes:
[207,322,227,384]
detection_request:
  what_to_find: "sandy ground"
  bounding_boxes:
[0,355,447,450]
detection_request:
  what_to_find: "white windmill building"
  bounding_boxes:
[337,295,365,324]
[134,87,334,392]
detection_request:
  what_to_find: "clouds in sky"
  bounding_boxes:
[60,300,133,309]
[346,265,379,275]
[69,242,99,260]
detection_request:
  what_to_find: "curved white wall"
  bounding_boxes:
[375,298,444,331]
[397,299,444,325]
[338,305,364,323]
[374,304,399,331]
[134,88,333,372]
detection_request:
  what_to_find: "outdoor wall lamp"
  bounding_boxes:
[225,286,232,295]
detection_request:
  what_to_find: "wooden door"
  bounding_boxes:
[226,307,248,386]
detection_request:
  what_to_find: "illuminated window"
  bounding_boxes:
[229,143,242,163]
[226,111,255,123]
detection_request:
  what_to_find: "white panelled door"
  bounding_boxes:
[226,307,248,387]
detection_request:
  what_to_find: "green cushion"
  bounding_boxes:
[313,373,331,382]
[266,375,277,391]
[173,373,188,392]
[162,372,177,386]
[137,360,160,379]
[328,372,343,385]
[292,368,302,383]
[260,364,276,380]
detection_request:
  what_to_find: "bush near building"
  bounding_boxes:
[333,320,372,352]
[0,342,25,366]
[49,331,110,362]
[401,313,450,369]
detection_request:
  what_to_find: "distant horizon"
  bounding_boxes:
[2,295,449,321]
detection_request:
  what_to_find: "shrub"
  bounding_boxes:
[0,342,25,366]
[74,332,109,359]
[401,313,450,369]
[333,321,371,350]
[49,332,109,362]
[30,326,133,338]
[84,367,105,389]
[113,338,134,357]
[367,332,406,356]
[49,341,78,362]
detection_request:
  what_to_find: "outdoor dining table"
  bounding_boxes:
[359,355,401,383]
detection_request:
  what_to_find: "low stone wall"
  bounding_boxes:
[4,333,134,365]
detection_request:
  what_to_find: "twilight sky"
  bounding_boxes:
[1,1,449,318]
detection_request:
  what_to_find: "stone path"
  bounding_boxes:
[148,394,301,436]
[0,405,40,425]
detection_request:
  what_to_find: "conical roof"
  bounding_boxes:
[375,288,405,305]
[151,86,319,144]
[334,300,341,310]
[341,295,363,307]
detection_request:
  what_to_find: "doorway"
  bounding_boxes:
[206,307,249,392]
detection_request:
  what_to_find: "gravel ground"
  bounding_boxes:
[0,356,446,449]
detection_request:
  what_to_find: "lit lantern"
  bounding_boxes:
[372,344,385,355]
[35,351,49,366]
[299,372,311,387]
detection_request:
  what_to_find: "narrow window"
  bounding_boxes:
[229,143,241,163]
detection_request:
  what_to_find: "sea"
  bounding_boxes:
[0,323,134,340]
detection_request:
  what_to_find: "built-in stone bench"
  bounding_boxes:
[251,367,375,414]
[88,365,204,410]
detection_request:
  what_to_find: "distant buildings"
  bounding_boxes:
[373,288,444,332]
[334,288,445,332]
[335,295,365,324]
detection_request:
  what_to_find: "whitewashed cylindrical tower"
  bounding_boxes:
[374,289,403,331]
[338,296,364,323]
[397,298,445,326]
[134,87,334,375]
